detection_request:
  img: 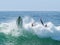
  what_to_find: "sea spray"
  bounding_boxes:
[0,16,60,42]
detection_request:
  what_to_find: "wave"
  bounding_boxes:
[0,16,60,41]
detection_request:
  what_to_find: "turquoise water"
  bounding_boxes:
[0,11,60,45]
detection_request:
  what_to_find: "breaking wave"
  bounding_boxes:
[0,16,60,41]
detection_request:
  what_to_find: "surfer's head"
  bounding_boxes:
[45,25,47,27]
[18,16,21,19]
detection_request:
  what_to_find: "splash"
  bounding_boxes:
[0,16,60,41]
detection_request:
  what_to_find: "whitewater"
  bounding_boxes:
[0,16,60,41]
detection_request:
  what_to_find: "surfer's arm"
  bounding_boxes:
[40,19,44,26]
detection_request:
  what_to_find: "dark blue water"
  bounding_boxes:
[0,11,60,25]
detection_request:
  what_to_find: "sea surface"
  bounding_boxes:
[0,11,60,45]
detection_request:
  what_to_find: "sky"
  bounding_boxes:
[0,0,60,11]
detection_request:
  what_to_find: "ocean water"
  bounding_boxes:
[0,11,60,45]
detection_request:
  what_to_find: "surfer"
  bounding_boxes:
[16,16,23,28]
[40,18,47,27]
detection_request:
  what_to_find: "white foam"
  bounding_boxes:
[23,16,60,40]
[0,20,22,37]
[0,16,60,41]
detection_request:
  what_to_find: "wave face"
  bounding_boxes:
[0,11,60,45]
